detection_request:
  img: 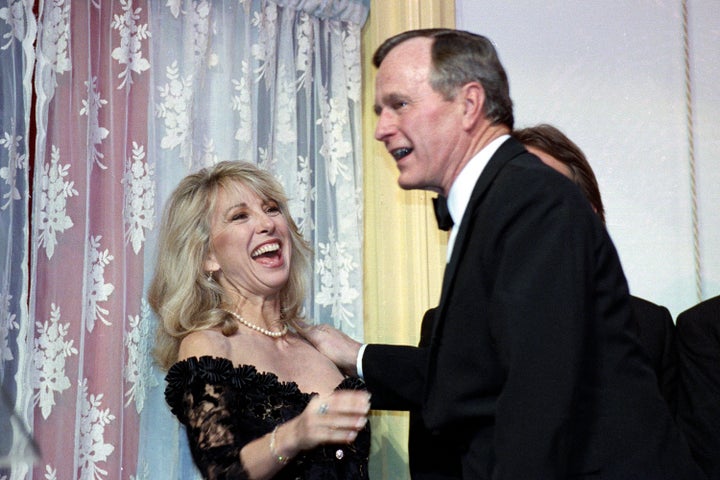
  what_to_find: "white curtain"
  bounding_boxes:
[0,0,367,478]
[0,0,36,474]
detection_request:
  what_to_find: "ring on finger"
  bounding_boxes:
[317,403,329,415]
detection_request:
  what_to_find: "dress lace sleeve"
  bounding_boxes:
[165,356,256,479]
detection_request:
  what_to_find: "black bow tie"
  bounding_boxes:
[433,196,453,231]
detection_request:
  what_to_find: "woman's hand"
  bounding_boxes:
[239,390,370,479]
[275,390,371,457]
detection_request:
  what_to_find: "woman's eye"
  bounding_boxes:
[266,205,281,216]
[231,212,248,221]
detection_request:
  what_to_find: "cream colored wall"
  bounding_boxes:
[361,1,455,478]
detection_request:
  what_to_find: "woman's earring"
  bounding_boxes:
[206,272,214,282]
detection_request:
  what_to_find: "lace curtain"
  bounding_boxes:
[0,0,36,475]
[0,0,367,478]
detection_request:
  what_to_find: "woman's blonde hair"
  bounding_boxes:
[149,161,312,370]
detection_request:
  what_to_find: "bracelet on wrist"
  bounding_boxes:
[269,426,290,465]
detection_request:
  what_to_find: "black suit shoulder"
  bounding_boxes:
[678,295,720,332]
[629,295,677,411]
[676,294,720,373]
[676,295,720,479]
[470,137,592,224]
[629,295,674,357]
[677,295,720,365]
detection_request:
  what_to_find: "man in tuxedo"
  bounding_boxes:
[514,124,679,412]
[304,29,702,479]
[677,295,720,479]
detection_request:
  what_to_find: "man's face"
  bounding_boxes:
[373,37,465,194]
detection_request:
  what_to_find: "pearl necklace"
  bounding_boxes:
[226,310,288,338]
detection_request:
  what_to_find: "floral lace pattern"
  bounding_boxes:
[165,356,370,480]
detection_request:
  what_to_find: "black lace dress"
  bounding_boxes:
[165,356,370,479]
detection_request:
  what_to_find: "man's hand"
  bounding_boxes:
[299,324,362,376]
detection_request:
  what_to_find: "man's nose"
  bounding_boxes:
[374,110,395,141]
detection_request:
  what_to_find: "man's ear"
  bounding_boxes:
[461,82,485,130]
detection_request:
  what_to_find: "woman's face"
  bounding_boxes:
[204,182,292,300]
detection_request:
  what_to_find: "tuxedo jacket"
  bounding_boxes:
[364,138,702,479]
[677,295,720,480]
[408,296,679,479]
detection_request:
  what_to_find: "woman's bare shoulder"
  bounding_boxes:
[177,329,231,361]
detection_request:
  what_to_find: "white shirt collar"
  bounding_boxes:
[445,134,510,261]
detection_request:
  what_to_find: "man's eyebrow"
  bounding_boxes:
[384,93,406,103]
